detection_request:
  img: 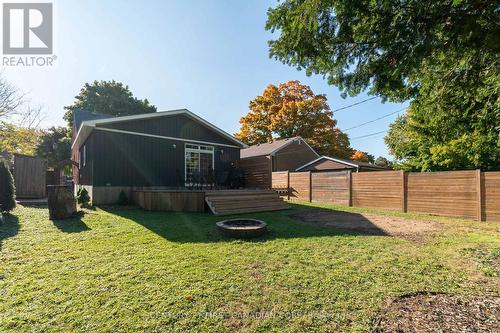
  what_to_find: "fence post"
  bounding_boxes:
[286,171,290,201]
[401,170,407,213]
[347,170,352,207]
[476,169,484,221]
[308,171,312,202]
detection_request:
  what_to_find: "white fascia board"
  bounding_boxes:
[295,155,359,171]
[295,156,323,171]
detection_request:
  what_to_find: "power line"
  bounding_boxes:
[350,133,388,144]
[332,96,377,113]
[350,130,388,141]
[343,108,406,131]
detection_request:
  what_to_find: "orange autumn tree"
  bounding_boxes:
[235,81,352,158]
[350,150,369,162]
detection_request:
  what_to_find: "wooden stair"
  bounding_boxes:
[205,190,289,215]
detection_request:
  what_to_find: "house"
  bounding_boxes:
[296,155,388,172]
[239,137,319,188]
[71,109,247,204]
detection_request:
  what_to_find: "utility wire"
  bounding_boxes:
[343,108,406,132]
[350,130,388,141]
[331,96,377,114]
[350,133,388,144]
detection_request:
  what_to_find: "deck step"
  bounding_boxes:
[205,190,276,197]
[205,190,288,215]
[214,205,289,216]
[208,195,279,203]
[214,202,289,212]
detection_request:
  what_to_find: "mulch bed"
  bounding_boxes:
[372,292,500,333]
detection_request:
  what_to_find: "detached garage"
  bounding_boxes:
[296,156,388,172]
[239,137,319,188]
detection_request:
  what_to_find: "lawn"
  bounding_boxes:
[0,202,498,332]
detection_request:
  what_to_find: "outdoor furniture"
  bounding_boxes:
[272,186,290,197]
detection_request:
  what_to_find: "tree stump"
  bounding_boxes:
[47,185,77,220]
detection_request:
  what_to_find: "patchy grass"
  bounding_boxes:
[0,202,498,332]
[463,247,500,277]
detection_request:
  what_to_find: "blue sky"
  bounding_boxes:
[3,0,408,158]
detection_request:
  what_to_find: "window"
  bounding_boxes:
[185,144,214,186]
[80,145,86,167]
[83,145,86,167]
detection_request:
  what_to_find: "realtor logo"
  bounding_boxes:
[3,2,53,54]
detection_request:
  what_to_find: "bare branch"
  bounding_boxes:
[16,104,45,129]
[0,74,24,120]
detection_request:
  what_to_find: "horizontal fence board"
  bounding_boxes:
[483,172,500,222]
[289,172,310,201]
[407,170,477,219]
[352,171,402,210]
[270,169,500,222]
[272,171,289,188]
[240,157,270,188]
[311,171,349,205]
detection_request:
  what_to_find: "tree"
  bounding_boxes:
[385,88,500,171]
[266,1,499,170]
[235,81,353,157]
[0,121,41,155]
[0,75,23,121]
[351,150,374,163]
[63,80,157,127]
[16,104,44,129]
[35,127,71,169]
[0,157,16,213]
[374,156,393,169]
[351,150,369,163]
[266,1,497,101]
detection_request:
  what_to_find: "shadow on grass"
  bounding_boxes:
[100,202,387,243]
[0,213,20,251]
[52,212,91,233]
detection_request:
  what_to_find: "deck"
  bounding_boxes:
[131,189,288,215]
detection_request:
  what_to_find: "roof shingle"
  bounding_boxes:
[240,137,302,158]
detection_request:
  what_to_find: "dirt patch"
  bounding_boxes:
[289,210,440,241]
[247,262,263,280]
[373,292,500,333]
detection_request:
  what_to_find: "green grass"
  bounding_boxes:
[0,202,498,332]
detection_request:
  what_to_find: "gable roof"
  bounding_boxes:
[296,155,388,171]
[73,110,111,132]
[71,109,247,149]
[240,137,319,159]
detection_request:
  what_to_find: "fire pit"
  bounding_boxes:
[216,218,267,238]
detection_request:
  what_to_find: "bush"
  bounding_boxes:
[0,158,16,213]
[117,190,128,205]
[76,187,90,207]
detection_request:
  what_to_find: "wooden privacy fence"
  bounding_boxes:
[14,154,47,199]
[272,170,500,222]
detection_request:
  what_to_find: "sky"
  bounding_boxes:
[2,0,408,158]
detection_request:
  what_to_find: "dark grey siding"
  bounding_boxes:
[88,130,239,187]
[78,136,94,185]
[98,114,238,147]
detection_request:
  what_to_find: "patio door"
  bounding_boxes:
[185,144,214,186]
